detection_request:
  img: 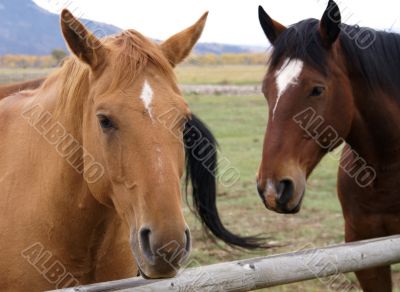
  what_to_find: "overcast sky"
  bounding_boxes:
[33,0,400,46]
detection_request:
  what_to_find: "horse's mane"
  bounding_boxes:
[340,24,400,99]
[44,30,175,133]
[269,18,400,100]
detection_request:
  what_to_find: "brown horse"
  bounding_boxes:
[257,1,400,291]
[0,78,44,99]
[0,9,262,291]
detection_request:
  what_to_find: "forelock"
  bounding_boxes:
[269,18,328,75]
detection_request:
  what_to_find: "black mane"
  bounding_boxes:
[270,18,400,99]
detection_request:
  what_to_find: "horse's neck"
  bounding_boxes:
[335,36,400,167]
[35,76,111,226]
[347,82,400,169]
[0,75,114,274]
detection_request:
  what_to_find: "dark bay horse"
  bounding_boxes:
[0,9,259,291]
[257,1,400,291]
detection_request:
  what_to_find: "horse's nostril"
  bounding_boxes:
[276,179,294,205]
[139,227,190,265]
[139,227,155,264]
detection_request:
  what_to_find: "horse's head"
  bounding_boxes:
[60,10,207,278]
[256,1,355,213]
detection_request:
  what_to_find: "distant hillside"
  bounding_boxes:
[0,0,120,55]
[194,43,265,55]
[0,0,265,55]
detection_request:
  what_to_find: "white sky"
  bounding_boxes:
[33,0,400,46]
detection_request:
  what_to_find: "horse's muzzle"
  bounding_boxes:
[133,225,191,279]
[257,175,306,214]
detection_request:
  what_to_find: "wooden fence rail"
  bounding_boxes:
[53,235,400,292]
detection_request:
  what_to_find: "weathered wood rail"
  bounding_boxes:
[52,235,400,292]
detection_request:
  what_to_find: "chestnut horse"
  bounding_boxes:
[0,78,45,99]
[0,9,259,291]
[257,1,400,291]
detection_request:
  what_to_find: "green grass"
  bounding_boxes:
[0,65,266,85]
[0,68,53,84]
[0,65,265,85]
[176,65,266,85]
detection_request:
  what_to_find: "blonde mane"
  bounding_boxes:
[44,30,176,134]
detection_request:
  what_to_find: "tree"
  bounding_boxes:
[51,49,67,65]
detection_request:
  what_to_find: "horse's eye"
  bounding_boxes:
[310,86,325,97]
[97,115,115,130]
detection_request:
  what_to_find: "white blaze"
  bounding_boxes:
[272,58,304,120]
[139,80,154,119]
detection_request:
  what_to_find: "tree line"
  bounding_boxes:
[185,53,269,65]
[0,50,269,68]
[0,49,67,68]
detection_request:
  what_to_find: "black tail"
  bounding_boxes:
[184,114,265,249]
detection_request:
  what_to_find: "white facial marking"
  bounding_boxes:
[272,58,304,120]
[139,80,154,119]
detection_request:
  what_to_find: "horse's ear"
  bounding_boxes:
[258,6,286,45]
[319,0,341,47]
[160,12,208,67]
[60,9,106,70]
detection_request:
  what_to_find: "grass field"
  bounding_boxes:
[0,68,53,84]
[176,65,266,85]
[0,65,266,85]
[1,65,399,290]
